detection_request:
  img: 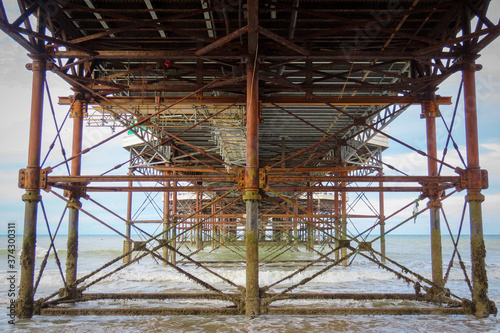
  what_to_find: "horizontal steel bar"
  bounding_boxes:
[41,307,239,316]
[268,186,453,193]
[267,175,460,183]
[80,293,236,301]
[60,95,452,106]
[130,213,377,222]
[48,50,457,61]
[266,293,448,301]
[267,307,466,316]
[47,174,236,183]
[52,185,235,193]
[47,174,459,184]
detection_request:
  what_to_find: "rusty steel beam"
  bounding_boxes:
[266,175,460,183]
[59,95,453,107]
[49,185,455,193]
[47,49,458,61]
[41,307,239,316]
[47,174,237,183]
[266,186,454,193]
[46,174,459,186]
[195,25,248,56]
[267,307,466,316]
[127,213,379,222]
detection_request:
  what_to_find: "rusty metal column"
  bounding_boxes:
[124,175,133,264]
[244,0,260,318]
[334,181,340,261]
[463,60,495,318]
[196,192,203,250]
[211,201,216,250]
[163,172,170,265]
[422,96,443,289]
[341,172,348,266]
[378,171,386,264]
[171,179,177,265]
[307,191,314,252]
[293,204,298,250]
[17,58,46,318]
[65,94,85,298]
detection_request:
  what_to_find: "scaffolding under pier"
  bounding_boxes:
[1,0,499,319]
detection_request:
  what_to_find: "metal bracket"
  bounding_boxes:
[259,168,267,189]
[336,239,350,248]
[358,242,372,251]
[420,99,441,118]
[69,98,88,118]
[419,184,443,199]
[258,103,263,123]
[238,168,267,192]
[25,62,53,71]
[133,241,147,251]
[457,168,488,191]
[63,185,88,199]
[237,169,245,189]
[18,168,47,190]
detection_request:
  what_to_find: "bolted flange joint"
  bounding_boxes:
[243,189,261,201]
[22,191,42,203]
[26,62,53,71]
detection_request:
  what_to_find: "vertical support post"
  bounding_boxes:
[378,171,386,264]
[307,191,314,252]
[334,181,340,261]
[286,205,291,244]
[171,178,177,265]
[163,171,170,265]
[281,137,286,169]
[124,173,133,263]
[463,60,495,317]
[244,0,260,317]
[422,95,443,289]
[341,172,348,266]
[65,94,85,298]
[17,57,46,319]
[196,192,203,250]
[211,201,216,250]
[293,204,298,250]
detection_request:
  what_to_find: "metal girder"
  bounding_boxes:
[59,95,452,107]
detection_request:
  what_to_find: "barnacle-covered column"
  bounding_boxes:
[17,57,46,318]
[463,60,496,318]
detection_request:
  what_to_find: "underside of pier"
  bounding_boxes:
[2,0,499,319]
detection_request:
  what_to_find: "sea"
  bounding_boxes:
[1,234,499,332]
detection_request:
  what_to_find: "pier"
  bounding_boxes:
[1,0,498,319]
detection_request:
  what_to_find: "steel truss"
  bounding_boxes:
[1,0,498,319]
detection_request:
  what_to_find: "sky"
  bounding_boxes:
[0,3,499,237]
